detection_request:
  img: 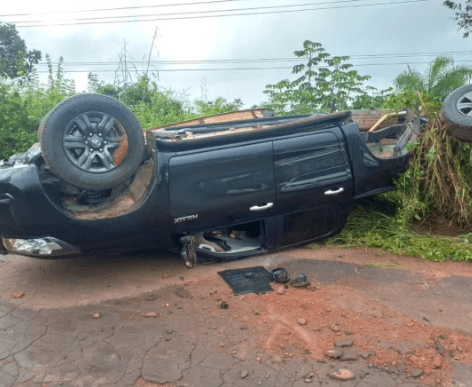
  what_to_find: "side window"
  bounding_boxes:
[168,142,276,232]
[273,130,353,247]
[273,131,352,214]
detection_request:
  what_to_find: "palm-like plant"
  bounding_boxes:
[394,56,472,101]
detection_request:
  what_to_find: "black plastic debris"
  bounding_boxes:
[290,273,310,288]
[218,266,274,296]
[271,267,290,284]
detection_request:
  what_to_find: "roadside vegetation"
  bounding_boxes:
[0,62,242,158]
[2,23,472,261]
[0,23,242,159]
[326,59,472,262]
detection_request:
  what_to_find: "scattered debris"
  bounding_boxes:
[241,371,249,379]
[361,351,376,359]
[143,312,158,318]
[306,285,317,291]
[340,350,357,361]
[144,293,158,301]
[271,268,290,284]
[219,267,274,295]
[174,287,192,299]
[290,274,310,288]
[325,349,343,359]
[275,285,286,295]
[328,369,355,381]
[93,313,101,319]
[297,318,307,326]
[432,356,442,368]
[330,324,340,332]
[436,340,445,356]
[334,339,354,348]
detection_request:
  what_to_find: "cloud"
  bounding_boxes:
[7,0,472,107]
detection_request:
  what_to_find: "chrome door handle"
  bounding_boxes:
[250,202,273,211]
[0,194,13,205]
[325,188,344,195]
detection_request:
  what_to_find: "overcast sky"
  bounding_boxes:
[2,0,471,109]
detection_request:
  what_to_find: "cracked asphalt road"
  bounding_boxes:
[0,247,471,387]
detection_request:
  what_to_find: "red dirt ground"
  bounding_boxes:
[197,284,472,387]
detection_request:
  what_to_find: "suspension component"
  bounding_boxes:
[180,236,197,269]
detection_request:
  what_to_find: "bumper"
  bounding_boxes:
[0,165,52,237]
[0,163,171,258]
[2,237,80,257]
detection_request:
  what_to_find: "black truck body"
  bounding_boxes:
[0,110,414,262]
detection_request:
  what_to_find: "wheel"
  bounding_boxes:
[39,94,145,190]
[443,84,472,142]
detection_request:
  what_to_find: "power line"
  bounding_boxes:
[32,50,472,67]
[16,0,432,28]
[11,0,373,25]
[0,0,244,18]
[31,59,472,73]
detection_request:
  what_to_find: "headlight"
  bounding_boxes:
[2,237,79,257]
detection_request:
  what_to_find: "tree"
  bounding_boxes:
[444,1,472,37]
[0,23,41,78]
[263,41,374,114]
[195,96,243,116]
[394,56,472,102]
[262,80,294,113]
[352,87,393,110]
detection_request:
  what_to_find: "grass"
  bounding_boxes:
[319,97,472,263]
[325,203,472,262]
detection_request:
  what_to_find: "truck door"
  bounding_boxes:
[273,129,353,247]
[168,142,276,233]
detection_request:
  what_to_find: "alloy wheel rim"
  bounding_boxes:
[456,91,472,117]
[62,112,128,173]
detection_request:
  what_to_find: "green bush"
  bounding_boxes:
[325,203,472,262]
[0,68,243,160]
[326,73,472,262]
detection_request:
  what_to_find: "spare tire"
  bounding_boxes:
[443,84,472,142]
[39,93,145,190]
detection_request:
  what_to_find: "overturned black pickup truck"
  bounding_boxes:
[0,93,425,266]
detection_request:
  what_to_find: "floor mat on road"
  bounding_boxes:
[218,266,274,295]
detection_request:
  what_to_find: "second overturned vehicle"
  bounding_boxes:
[0,92,429,265]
